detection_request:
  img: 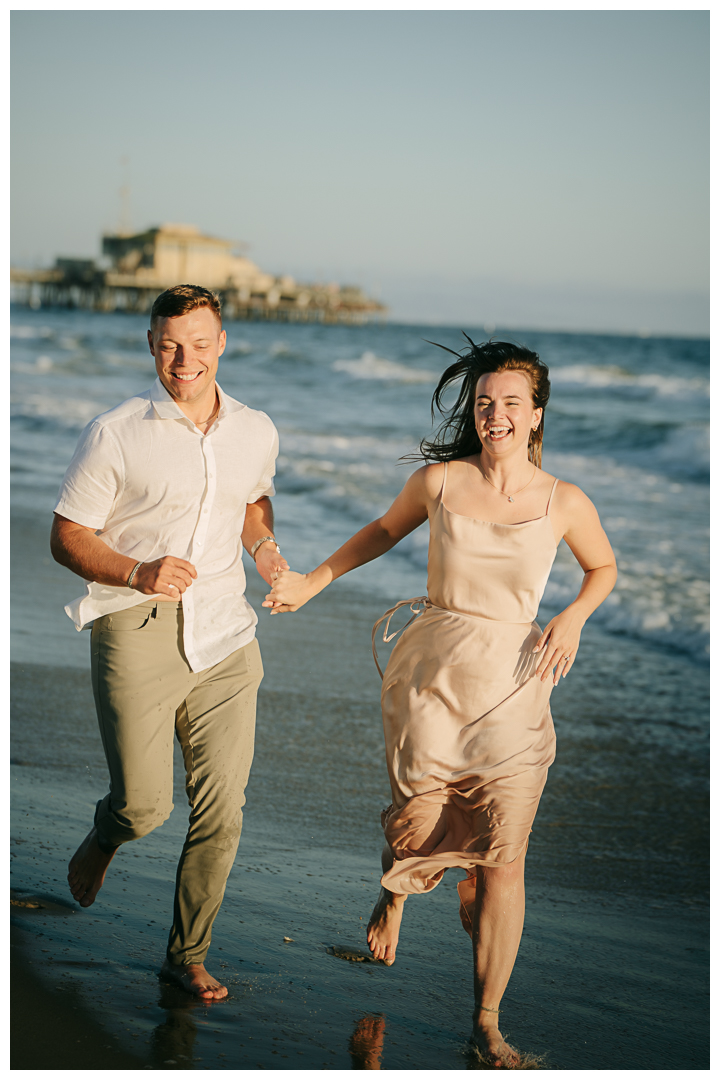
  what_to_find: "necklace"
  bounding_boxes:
[196,397,219,430]
[479,463,536,503]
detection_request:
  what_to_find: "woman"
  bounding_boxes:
[265,338,616,1066]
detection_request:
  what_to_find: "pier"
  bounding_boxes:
[10,224,386,325]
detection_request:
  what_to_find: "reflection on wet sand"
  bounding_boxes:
[349,1014,385,1069]
[150,982,202,1069]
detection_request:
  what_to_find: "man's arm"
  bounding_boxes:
[50,514,197,598]
[241,497,289,586]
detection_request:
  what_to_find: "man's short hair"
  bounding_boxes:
[150,285,222,330]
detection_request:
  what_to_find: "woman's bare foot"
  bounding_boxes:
[161,958,228,1000]
[471,1010,520,1068]
[367,888,406,965]
[67,827,116,907]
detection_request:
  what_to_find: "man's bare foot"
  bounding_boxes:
[67,827,116,908]
[348,1013,386,1068]
[471,1010,520,1068]
[367,888,406,965]
[161,958,228,1000]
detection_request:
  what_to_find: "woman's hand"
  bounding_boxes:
[263,568,328,613]
[533,604,586,685]
[536,482,616,686]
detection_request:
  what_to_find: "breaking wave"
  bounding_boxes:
[332,351,436,383]
[551,363,708,398]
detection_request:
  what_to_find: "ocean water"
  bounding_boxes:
[11,308,709,661]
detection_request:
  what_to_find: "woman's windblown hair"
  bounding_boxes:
[410,335,551,468]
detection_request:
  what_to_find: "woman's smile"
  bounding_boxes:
[486,424,513,442]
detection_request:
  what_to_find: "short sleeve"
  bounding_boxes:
[246,423,279,504]
[54,421,125,530]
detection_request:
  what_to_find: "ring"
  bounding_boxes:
[563,655,570,661]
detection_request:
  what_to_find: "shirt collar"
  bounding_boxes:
[149,377,230,424]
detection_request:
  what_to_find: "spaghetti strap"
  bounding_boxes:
[439,461,449,504]
[545,477,560,515]
[432,461,449,521]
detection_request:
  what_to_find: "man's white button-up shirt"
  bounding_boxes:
[54,377,279,672]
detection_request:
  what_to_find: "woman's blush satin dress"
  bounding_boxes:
[374,465,560,933]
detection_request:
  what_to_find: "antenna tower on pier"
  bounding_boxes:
[118,155,131,236]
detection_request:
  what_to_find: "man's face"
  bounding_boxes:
[148,306,226,407]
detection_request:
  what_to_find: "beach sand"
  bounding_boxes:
[11,511,709,1070]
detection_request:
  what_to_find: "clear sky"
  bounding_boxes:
[11,10,709,335]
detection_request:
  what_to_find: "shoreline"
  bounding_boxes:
[11,651,709,1070]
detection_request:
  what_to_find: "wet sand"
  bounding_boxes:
[10,919,145,1071]
[10,512,709,1069]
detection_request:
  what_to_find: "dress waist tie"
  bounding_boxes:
[371,596,430,678]
[371,597,541,678]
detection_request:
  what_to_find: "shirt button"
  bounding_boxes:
[203,508,208,514]
[196,539,203,546]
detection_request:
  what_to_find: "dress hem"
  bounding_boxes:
[380,840,529,897]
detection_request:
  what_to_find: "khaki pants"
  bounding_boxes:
[90,600,263,965]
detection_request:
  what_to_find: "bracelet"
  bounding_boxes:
[126,561,143,589]
[250,536,279,560]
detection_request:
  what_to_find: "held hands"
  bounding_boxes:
[131,556,197,598]
[533,605,586,685]
[262,569,319,613]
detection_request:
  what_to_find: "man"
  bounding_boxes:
[51,284,287,1000]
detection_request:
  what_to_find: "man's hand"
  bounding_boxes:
[132,556,197,598]
[254,543,289,587]
[241,498,288,586]
[50,515,196,594]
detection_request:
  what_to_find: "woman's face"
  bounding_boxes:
[474,370,542,458]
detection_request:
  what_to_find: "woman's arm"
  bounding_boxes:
[534,483,617,684]
[263,463,442,613]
